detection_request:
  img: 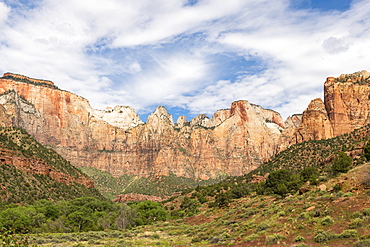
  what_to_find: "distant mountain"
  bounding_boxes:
[0,126,103,205]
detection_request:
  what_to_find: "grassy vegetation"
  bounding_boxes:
[22,168,370,246]
[2,119,370,246]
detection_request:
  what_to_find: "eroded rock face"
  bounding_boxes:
[289,70,370,144]
[93,106,143,131]
[292,98,333,143]
[3,71,369,180]
[0,73,286,179]
[324,70,370,136]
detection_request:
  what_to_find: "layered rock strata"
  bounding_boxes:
[2,70,370,180]
[0,73,285,179]
[289,70,370,144]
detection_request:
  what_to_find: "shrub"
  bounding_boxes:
[349,218,363,229]
[339,229,358,239]
[343,192,354,197]
[314,230,334,243]
[363,140,370,161]
[191,236,202,243]
[320,216,334,226]
[0,229,32,246]
[264,169,302,196]
[255,222,270,232]
[300,167,319,184]
[265,234,286,244]
[294,236,305,242]
[361,233,370,240]
[353,211,364,219]
[244,233,259,242]
[331,152,352,174]
[363,208,370,216]
[151,233,160,239]
[333,183,342,192]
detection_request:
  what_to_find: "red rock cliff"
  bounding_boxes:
[288,70,370,144]
[0,73,285,179]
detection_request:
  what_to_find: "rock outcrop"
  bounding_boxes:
[93,106,144,131]
[289,70,370,144]
[0,73,285,179]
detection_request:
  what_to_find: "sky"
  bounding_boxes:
[0,0,368,122]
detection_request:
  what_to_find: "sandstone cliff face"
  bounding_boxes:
[324,70,370,136]
[3,71,369,180]
[289,70,370,144]
[0,73,285,179]
[93,106,144,131]
[292,98,333,143]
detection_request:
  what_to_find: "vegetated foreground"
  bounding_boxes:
[1,125,370,246]
[6,164,370,246]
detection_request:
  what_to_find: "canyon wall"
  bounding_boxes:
[289,70,370,144]
[1,70,370,180]
[0,73,284,179]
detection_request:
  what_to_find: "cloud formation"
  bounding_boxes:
[0,0,369,121]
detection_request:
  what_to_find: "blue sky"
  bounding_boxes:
[0,0,368,122]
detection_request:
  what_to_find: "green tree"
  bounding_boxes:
[263,169,302,196]
[67,209,92,231]
[0,206,35,233]
[300,167,319,184]
[331,151,352,174]
[130,201,168,225]
[266,169,292,189]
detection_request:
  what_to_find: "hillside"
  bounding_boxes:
[2,120,370,246]
[0,127,104,205]
[26,161,370,246]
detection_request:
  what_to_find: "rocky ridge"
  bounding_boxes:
[0,71,370,182]
[0,73,286,180]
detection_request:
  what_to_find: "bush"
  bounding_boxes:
[265,234,286,244]
[331,152,352,174]
[244,233,259,242]
[300,167,318,184]
[333,183,342,192]
[363,208,370,216]
[0,229,32,246]
[151,233,160,239]
[255,222,270,233]
[339,229,358,239]
[314,230,334,243]
[320,216,334,226]
[349,218,363,229]
[294,236,305,242]
[264,169,302,196]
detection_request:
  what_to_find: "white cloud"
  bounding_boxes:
[0,2,10,26]
[129,62,142,74]
[0,0,370,120]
